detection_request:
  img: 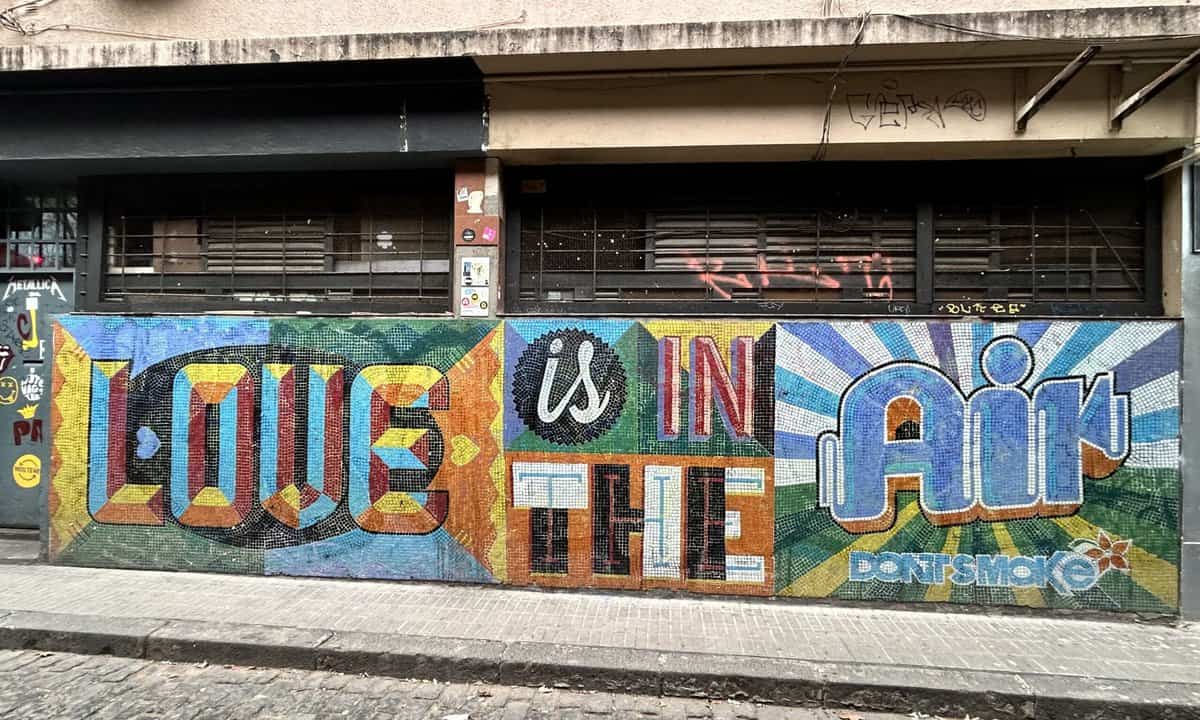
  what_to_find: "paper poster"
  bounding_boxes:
[462,257,490,287]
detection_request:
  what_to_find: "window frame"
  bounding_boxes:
[77,172,456,314]
[504,161,1164,318]
[0,184,79,275]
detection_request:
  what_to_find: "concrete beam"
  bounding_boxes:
[1,6,1200,75]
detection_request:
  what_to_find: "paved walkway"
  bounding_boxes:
[0,649,914,720]
[0,564,1195,687]
[0,556,1198,718]
[0,530,37,563]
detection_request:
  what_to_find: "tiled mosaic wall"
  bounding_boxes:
[50,317,1181,613]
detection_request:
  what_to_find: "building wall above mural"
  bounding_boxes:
[2,3,1193,49]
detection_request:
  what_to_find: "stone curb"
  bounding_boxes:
[1,610,1197,720]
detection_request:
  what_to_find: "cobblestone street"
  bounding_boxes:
[0,649,936,720]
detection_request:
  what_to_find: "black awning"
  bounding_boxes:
[0,58,484,175]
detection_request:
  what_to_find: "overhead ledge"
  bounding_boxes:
[1,6,1200,74]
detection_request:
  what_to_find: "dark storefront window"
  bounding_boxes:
[933,201,1148,304]
[0,185,78,272]
[507,160,1161,316]
[85,171,451,312]
[518,204,916,305]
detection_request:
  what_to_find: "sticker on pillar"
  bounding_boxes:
[13,403,41,445]
[12,453,40,488]
[458,222,499,246]
[460,287,490,317]
[462,257,490,288]
[20,366,43,402]
[0,376,17,405]
[467,190,484,214]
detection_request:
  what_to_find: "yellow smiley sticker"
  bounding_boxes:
[0,376,17,405]
[12,453,40,489]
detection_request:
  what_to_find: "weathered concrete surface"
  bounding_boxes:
[499,643,666,697]
[1178,158,1200,624]
[0,0,1193,47]
[485,64,1194,158]
[1,7,1199,73]
[0,530,37,564]
[145,621,333,668]
[0,610,164,657]
[0,564,1198,718]
[0,648,926,720]
[314,632,506,683]
[3,612,1200,718]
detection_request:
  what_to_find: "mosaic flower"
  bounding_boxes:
[1073,531,1132,575]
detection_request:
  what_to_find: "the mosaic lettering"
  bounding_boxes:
[48,318,1180,614]
[657,335,755,441]
[814,337,1129,532]
[170,364,256,528]
[348,365,448,534]
[259,364,345,529]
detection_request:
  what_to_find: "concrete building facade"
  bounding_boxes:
[0,1,1197,618]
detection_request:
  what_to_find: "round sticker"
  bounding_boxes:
[0,376,18,405]
[12,453,40,488]
[461,228,476,243]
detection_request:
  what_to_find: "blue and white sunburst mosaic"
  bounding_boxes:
[774,320,1179,611]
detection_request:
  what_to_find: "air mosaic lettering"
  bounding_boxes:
[816,336,1129,533]
[49,317,1181,613]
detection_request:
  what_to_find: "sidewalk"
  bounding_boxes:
[0,558,1197,719]
[0,529,37,563]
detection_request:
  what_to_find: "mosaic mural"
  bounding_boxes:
[50,317,1181,613]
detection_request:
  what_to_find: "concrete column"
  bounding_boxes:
[1179,159,1200,619]
[452,158,503,318]
[1178,68,1200,620]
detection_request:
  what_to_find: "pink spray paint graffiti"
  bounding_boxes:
[684,252,894,301]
